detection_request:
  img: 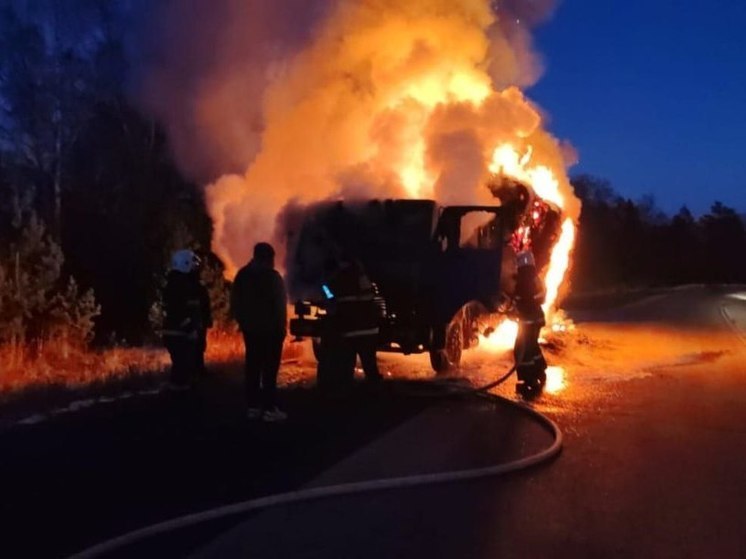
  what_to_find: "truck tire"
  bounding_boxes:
[462,301,487,350]
[429,319,463,373]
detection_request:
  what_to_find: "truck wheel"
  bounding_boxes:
[429,320,463,373]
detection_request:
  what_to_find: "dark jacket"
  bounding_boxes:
[230,260,287,335]
[163,271,213,338]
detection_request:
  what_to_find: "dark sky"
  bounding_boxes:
[528,0,746,214]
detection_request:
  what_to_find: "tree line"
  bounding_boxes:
[569,175,746,291]
[0,1,227,358]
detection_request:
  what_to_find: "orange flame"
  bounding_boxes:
[480,143,577,353]
[478,319,519,352]
[543,218,576,315]
[489,144,566,209]
[544,365,567,394]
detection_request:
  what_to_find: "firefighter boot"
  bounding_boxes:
[516,361,547,399]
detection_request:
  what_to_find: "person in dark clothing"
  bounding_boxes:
[162,250,213,389]
[318,258,382,390]
[512,249,547,397]
[231,242,288,422]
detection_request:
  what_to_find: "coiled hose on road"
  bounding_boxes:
[69,366,563,559]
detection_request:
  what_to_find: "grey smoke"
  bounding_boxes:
[126,0,332,182]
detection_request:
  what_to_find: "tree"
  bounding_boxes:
[665,206,701,283]
[64,100,214,342]
[700,202,746,282]
[0,1,113,236]
[0,194,100,359]
[571,174,620,207]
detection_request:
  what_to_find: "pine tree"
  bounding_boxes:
[0,196,100,358]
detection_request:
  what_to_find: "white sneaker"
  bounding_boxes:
[247,407,262,420]
[262,408,288,423]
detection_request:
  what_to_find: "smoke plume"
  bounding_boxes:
[132,0,578,277]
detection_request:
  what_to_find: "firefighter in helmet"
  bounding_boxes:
[317,256,383,389]
[162,249,212,389]
[513,249,547,396]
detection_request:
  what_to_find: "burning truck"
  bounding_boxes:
[286,177,564,373]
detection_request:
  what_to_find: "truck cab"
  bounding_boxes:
[286,199,517,372]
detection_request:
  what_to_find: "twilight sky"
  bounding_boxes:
[528,0,746,214]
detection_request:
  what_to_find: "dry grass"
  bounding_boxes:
[0,342,170,394]
[205,329,305,364]
[204,329,245,365]
[0,330,306,396]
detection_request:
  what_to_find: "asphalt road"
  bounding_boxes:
[0,377,444,558]
[0,355,548,558]
[2,285,746,558]
[191,285,746,559]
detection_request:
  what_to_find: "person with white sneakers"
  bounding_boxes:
[230,243,288,422]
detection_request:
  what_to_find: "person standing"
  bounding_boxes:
[318,257,382,390]
[512,249,548,397]
[231,242,288,422]
[162,250,212,389]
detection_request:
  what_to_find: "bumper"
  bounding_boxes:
[289,316,323,338]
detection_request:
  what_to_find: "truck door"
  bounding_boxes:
[430,208,505,325]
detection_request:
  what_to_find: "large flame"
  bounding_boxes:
[185,2,581,351]
[164,0,580,359]
[197,0,580,280]
[196,1,580,354]
[136,1,580,375]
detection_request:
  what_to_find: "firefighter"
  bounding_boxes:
[317,257,382,390]
[162,249,212,389]
[513,249,548,397]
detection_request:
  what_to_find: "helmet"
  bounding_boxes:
[516,250,535,269]
[170,249,200,274]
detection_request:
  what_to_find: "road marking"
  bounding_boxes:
[7,385,168,431]
[9,363,327,432]
[67,399,96,411]
[50,407,72,416]
[17,414,47,425]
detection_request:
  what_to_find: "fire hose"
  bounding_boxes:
[69,366,562,559]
